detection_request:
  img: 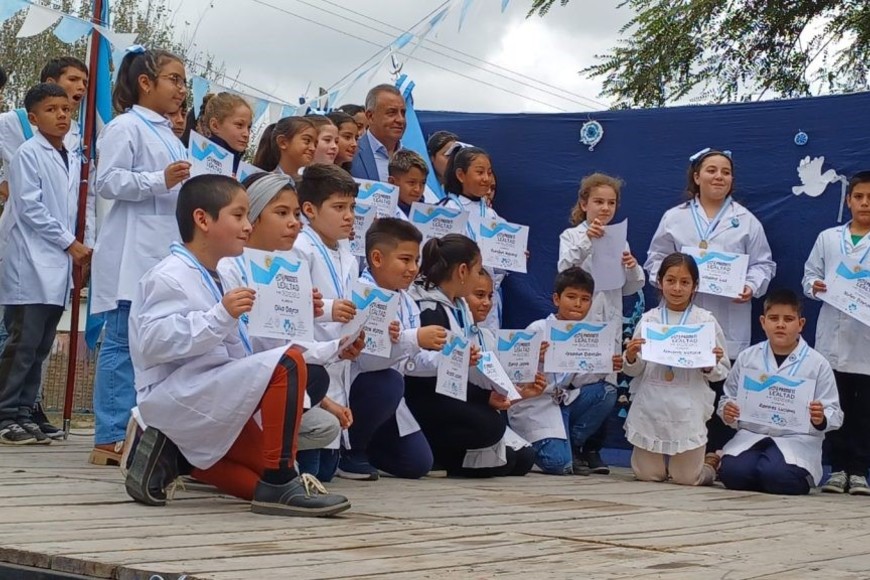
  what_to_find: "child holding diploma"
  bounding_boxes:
[388,150,429,220]
[252,117,318,181]
[337,218,442,480]
[644,149,775,458]
[804,171,870,495]
[125,174,356,517]
[292,163,360,481]
[624,253,730,486]
[199,92,253,176]
[221,171,358,460]
[507,268,618,475]
[718,290,842,495]
[406,234,535,477]
[558,173,645,474]
[90,47,191,466]
[440,145,510,331]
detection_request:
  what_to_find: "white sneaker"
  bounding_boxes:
[849,475,870,496]
[821,471,848,493]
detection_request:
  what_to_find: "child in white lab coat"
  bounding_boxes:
[388,149,428,219]
[125,174,357,517]
[804,171,870,495]
[337,218,441,480]
[0,84,90,445]
[624,252,730,486]
[718,289,842,495]
[508,268,619,475]
[198,92,252,176]
[89,47,192,465]
[644,149,775,457]
[558,172,645,473]
[292,163,360,480]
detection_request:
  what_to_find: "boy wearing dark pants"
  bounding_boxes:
[0,84,90,444]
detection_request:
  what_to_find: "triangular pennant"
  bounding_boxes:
[93,25,137,50]
[267,101,283,124]
[0,0,27,23]
[392,31,414,49]
[280,104,296,119]
[458,0,475,32]
[16,4,62,38]
[192,76,210,118]
[252,98,269,123]
[501,0,510,12]
[53,14,93,43]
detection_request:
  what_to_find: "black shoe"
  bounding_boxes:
[251,473,351,517]
[584,450,610,475]
[572,455,592,476]
[32,403,64,440]
[18,421,51,445]
[125,428,180,506]
[0,420,37,445]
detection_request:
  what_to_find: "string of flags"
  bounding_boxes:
[1,0,512,127]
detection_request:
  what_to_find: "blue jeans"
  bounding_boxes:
[531,381,616,474]
[297,448,339,482]
[93,302,135,445]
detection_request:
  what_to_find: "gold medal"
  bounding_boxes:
[855,265,863,274]
[699,240,708,249]
[664,369,675,382]
[759,374,769,382]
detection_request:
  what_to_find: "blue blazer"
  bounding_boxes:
[350,132,380,181]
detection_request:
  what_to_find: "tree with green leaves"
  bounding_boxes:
[528,0,870,108]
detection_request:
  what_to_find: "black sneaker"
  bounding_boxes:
[125,428,180,506]
[251,473,351,517]
[584,450,610,475]
[0,420,37,445]
[336,452,380,481]
[32,403,63,440]
[19,421,51,445]
[572,455,592,476]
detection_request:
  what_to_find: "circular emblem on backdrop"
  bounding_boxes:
[580,120,604,151]
[794,131,809,146]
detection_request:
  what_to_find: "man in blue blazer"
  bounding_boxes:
[351,84,406,182]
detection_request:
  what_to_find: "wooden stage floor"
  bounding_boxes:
[1,433,869,579]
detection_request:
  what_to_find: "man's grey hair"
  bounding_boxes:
[365,84,403,112]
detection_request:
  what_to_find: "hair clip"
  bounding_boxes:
[445,141,474,156]
[125,44,146,55]
[689,148,732,163]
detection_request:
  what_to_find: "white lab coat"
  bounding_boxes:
[0,133,78,307]
[644,199,776,354]
[440,193,507,332]
[130,252,293,470]
[507,311,613,444]
[623,305,731,455]
[558,221,646,320]
[717,338,843,484]
[91,105,186,314]
[802,223,870,375]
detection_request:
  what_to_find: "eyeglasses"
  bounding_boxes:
[159,73,188,90]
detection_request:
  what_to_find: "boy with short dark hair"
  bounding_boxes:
[0,83,90,445]
[803,173,870,494]
[388,149,428,219]
[508,267,620,475]
[293,163,360,480]
[124,174,354,517]
[718,289,842,495]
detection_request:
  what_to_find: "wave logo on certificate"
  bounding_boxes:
[354,179,399,218]
[819,258,870,328]
[243,248,314,342]
[350,203,376,257]
[188,130,234,177]
[642,323,715,369]
[544,320,616,374]
[496,330,542,383]
[479,219,529,273]
[436,332,470,401]
[737,371,814,433]
[682,246,749,298]
[410,202,469,245]
[350,281,399,358]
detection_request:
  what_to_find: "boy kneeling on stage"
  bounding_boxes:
[124,174,363,517]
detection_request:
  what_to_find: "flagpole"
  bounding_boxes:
[63,0,104,438]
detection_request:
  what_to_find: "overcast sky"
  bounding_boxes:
[164,0,630,114]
